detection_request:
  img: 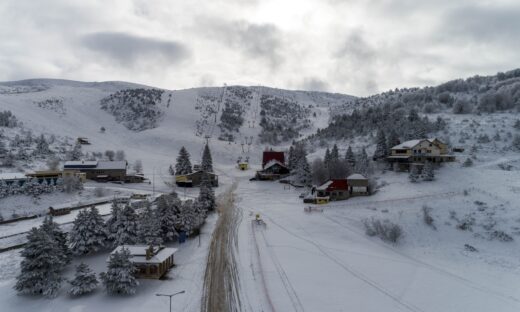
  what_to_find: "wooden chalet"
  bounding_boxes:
[110,245,177,279]
[175,170,218,187]
[387,138,455,169]
[255,159,290,180]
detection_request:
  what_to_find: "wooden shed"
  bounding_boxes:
[110,245,178,279]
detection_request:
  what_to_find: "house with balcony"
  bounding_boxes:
[387,138,455,169]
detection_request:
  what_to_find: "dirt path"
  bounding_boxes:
[201,182,243,312]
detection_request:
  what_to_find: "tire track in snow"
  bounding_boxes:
[263,214,425,312]
[258,228,305,312]
[250,221,276,312]
[320,213,520,306]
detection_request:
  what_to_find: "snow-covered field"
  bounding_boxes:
[0,79,519,311]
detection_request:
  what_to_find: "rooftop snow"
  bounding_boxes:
[391,139,424,150]
[111,245,178,264]
[64,160,98,167]
[347,173,367,180]
[0,172,27,180]
[96,161,127,170]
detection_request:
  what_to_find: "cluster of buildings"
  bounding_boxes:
[0,160,145,186]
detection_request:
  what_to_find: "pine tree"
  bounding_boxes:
[293,145,312,186]
[100,247,139,295]
[69,263,98,296]
[68,142,83,161]
[34,134,52,155]
[373,129,388,160]
[287,146,296,170]
[198,173,216,211]
[345,146,355,166]
[201,143,213,172]
[175,200,198,235]
[323,148,331,168]
[69,207,108,255]
[138,205,163,245]
[422,161,435,181]
[355,148,370,175]
[156,194,180,241]
[175,146,192,175]
[41,216,71,265]
[409,165,420,182]
[113,205,139,246]
[386,130,400,151]
[330,144,339,161]
[14,227,63,298]
[106,201,122,244]
[512,135,520,151]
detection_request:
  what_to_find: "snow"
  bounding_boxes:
[347,173,367,180]
[316,180,333,190]
[0,173,26,180]
[0,79,519,311]
[391,139,424,149]
[111,245,178,264]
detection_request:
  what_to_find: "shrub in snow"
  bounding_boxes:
[456,215,475,231]
[198,173,216,211]
[408,165,420,183]
[422,205,436,229]
[464,244,478,252]
[489,230,513,242]
[100,247,139,295]
[421,162,434,181]
[462,158,473,167]
[69,263,98,296]
[363,218,403,243]
[14,227,63,298]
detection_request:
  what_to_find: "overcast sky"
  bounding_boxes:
[0,0,519,96]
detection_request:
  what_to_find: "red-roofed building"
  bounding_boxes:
[315,179,349,201]
[262,151,285,169]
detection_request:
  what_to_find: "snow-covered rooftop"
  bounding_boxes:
[0,172,27,180]
[391,139,424,150]
[64,160,98,167]
[264,159,286,170]
[316,180,333,191]
[347,173,367,180]
[111,245,178,264]
[96,161,127,170]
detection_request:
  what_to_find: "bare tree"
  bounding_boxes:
[133,160,143,174]
[115,150,126,161]
[105,150,115,161]
[46,157,60,171]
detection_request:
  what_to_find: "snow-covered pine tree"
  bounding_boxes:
[156,194,180,241]
[287,145,296,170]
[14,227,63,298]
[34,134,52,156]
[68,142,83,161]
[113,205,140,246]
[409,165,420,182]
[201,143,213,172]
[138,205,163,245]
[422,161,435,181]
[355,148,370,175]
[69,207,108,255]
[293,145,312,186]
[175,200,198,235]
[41,216,71,265]
[168,164,175,176]
[198,173,216,211]
[68,263,98,296]
[175,146,192,175]
[100,247,139,295]
[106,201,122,244]
[386,129,400,150]
[373,130,388,160]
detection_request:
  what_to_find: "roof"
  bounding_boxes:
[387,155,411,159]
[262,151,285,168]
[317,179,348,191]
[0,172,27,180]
[391,139,424,150]
[347,173,367,180]
[111,245,178,264]
[263,159,287,170]
[64,160,98,168]
[96,161,127,170]
[186,170,217,177]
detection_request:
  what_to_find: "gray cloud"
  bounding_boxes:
[300,77,329,92]
[198,18,283,68]
[82,32,190,66]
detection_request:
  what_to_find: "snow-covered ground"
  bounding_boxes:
[0,79,519,311]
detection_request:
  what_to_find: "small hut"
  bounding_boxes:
[110,245,178,279]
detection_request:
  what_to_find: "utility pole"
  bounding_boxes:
[156,290,186,312]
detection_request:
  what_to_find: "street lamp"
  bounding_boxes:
[156,290,186,312]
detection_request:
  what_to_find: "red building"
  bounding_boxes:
[262,151,285,169]
[315,179,349,201]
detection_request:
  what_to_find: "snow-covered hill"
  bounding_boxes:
[0,79,354,179]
